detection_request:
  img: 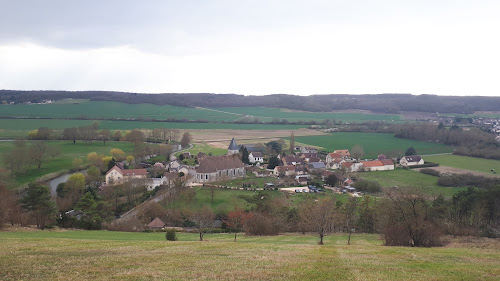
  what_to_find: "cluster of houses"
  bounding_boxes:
[104,137,426,190]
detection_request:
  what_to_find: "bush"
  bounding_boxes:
[166,229,178,241]
[420,168,440,177]
[406,162,439,169]
[353,180,381,193]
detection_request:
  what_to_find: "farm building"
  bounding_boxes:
[400,155,424,166]
[195,155,245,183]
[282,155,305,166]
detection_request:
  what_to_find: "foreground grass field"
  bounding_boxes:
[356,169,466,197]
[293,132,453,159]
[0,230,499,280]
[0,141,134,187]
[424,154,500,175]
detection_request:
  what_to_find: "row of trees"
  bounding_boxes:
[3,140,60,175]
[5,90,500,114]
[393,124,500,159]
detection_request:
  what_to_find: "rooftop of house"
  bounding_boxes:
[328,152,342,159]
[380,159,394,165]
[106,165,147,176]
[334,149,351,157]
[308,162,326,169]
[360,160,384,167]
[250,152,263,157]
[275,165,295,172]
[196,155,245,173]
[404,155,422,162]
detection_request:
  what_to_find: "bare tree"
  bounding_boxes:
[190,206,215,241]
[299,197,337,245]
[351,145,364,160]
[379,186,443,247]
[344,197,358,245]
[180,131,192,148]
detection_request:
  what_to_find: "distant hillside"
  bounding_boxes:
[2,90,500,114]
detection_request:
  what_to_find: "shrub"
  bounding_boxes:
[166,229,178,241]
[353,180,381,193]
[420,168,440,177]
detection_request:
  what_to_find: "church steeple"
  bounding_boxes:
[227,138,239,155]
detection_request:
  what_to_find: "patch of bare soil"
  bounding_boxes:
[188,128,325,143]
[415,166,500,178]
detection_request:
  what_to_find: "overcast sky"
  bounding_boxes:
[1,0,499,96]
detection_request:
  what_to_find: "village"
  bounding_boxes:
[103,137,426,199]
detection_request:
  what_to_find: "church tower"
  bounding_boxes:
[227,138,239,155]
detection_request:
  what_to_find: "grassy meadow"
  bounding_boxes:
[0,141,134,187]
[356,169,466,197]
[0,230,499,280]
[293,132,453,159]
[424,154,500,175]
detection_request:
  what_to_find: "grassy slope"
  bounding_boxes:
[293,132,453,159]
[0,141,134,187]
[211,107,403,122]
[0,230,498,280]
[356,169,466,197]
[424,154,500,174]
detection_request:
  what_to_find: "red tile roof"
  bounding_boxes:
[360,160,384,167]
[380,159,394,166]
[328,153,342,159]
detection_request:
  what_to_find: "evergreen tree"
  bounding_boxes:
[289,131,295,154]
[20,183,56,229]
[239,146,249,164]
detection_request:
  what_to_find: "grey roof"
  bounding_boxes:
[251,152,263,157]
[404,155,422,162]
[308,162,326,169]
[228,138,239,150]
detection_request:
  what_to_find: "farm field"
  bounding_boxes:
[0,101,408,124]
[292,132,453,159]
[424,154,500,175]
[356,169,466,197]
[0,141,134,187]
[211,107,403,123]
[1,230,499,280]
[0,101,240,121]
[0,119,309,139]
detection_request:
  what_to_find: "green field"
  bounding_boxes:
[0,101,406,124]
[293,132,453,159]
[424,154,500,175]
[212,107,403,123]
[0,101,240,121]
[356,169,466,197]
[1,230,499,280]
[0,141,134,187]
[0,119,308,139]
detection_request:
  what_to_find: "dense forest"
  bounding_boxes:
[2,90,500,114]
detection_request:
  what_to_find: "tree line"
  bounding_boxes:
[3,90,500,114]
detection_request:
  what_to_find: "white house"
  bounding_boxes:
[105,166,147,185]
[248,152,264,164]
[273,165,296,176]
[400,155,424,166]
